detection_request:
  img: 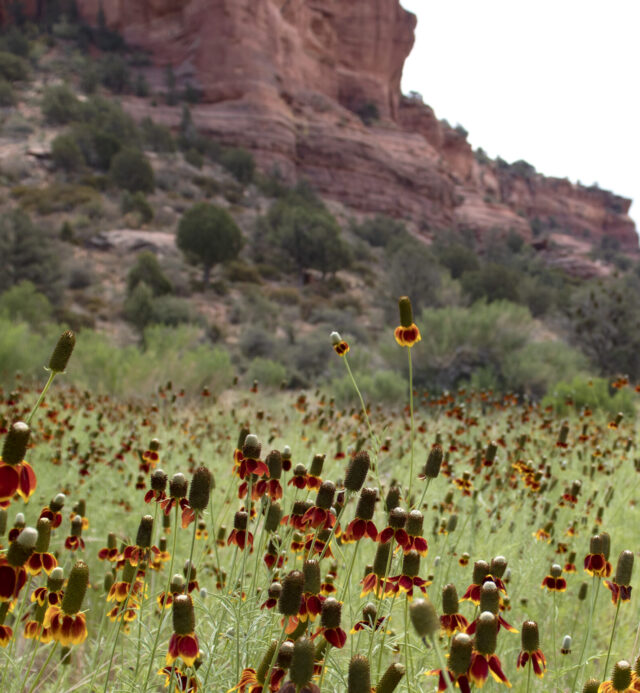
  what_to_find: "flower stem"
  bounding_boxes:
[428,634,455,693]
[571,576,600,692]
[602,599,621,680]
[27,641,58,693]
[407,348,416,506]
[26,371,56,426]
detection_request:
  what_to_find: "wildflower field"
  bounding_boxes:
[2,306,640,693]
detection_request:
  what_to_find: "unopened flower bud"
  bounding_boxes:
[48,330,75,373]
[409,597,438,637]
[2,422,30,465]
[561,634,572,654]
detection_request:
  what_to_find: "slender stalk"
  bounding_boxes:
[142,503,180,692]
[571,576,600,693]
[552,589,558,691]
[602,599,622,680]
[406,348,416,505]
[26,371,56,425]
[261,621,287,693]
[404,596,414,693]
[317,645,332,690]
[27,641,58,693]
[417,478,432,514]
[526,659,533,693]
[428,634,456,693]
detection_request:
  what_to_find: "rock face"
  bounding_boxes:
[31,1,640,250]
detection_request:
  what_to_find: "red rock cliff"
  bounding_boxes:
[29,0,639,250]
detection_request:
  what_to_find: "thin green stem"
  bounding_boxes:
[27,371,56,426]
[571,576,600,693]
[27,641,58,693]
[526,659,533,693]
[261,621,287,693]
[603,599,622,680]
[404,596,414,693]
[407,348,416,505]
[142,503,180,692]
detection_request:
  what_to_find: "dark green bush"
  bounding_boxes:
[11,183,101,215]
[98,54,129,94]
[220,147,255,184]
[542,376,635,418]
[0,51,28,82]
[0,78,15,106]
[127,252,172,297]
[352,215,408,248]
[41,84,80,124]
[184,148,203,169]
[177,202,243,287]
[109,149,155,193]
[51,133,84,172]
[140,117,175,153]
[121,191,154,224]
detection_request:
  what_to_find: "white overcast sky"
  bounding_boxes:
[400,0,639,227]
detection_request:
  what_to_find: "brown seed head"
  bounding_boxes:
[521,620,539,653]
[0,508,6,536]
[373,542,392,577]
[303,560,321,595]
[611,660,632,691]
[578,582,589,601]
[276,640,294,669]
[472,560,490,584]
[479,581,499,614]
[600,531,611,560]
[345,451,370,492]
[136,515,154,548]
[169,473,188,499]
[363,602,377,625]
[48,330,75,373]
[256,640,278,685]
[172,594,195,635]
[406,510,423,537]
[265,502,282,533]
[309,454,325,478]
[35,517,52,553]
[582,679,600,693]
[389,507,407,529]
[550,564,563,579]
[402,550,420,579]
[242,434,261,460]
[321,598,342,629]
[490,556,507,578]
[289,637,315,687]
[376,662,405,693]
[233,511,248,531]
[348,654,371,693]
[385,486,401,512]
[355,488,377,521]
[170,574,186,594]
[474,612,498,655]
[449,633,472,677]
[279,570,305,616]
[615,550,634,587]
[316,481,336,510]
[442,583,459,615]
[70,516,83,537]
[61,561,89,615]
[2,422,30,465]
[49,493,65,513]
[424,444,443,479]
[189,466,212,511]
[266,450,282,480]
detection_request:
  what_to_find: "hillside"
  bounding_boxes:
[0,4,639,404]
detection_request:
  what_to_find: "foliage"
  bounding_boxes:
[245,357,287,388]
[98,54,130,93]
[351,215,408,248]
[0,78,15,106]
[220,147,255,184]
[433,240,480,279]
[355,101,380,125]
[0,209,64,303]
[0,281,52,328]
[460,262,521,303]
[123,282,197,330]
[255,193,350,277]
[140,117,175,153]
[177,202,244,286]
[542,375,636,418]
[51,133,84,172]
[126,252,173,297]
[11,183,101,215]
[0,50,28,82]
[121,191,154,223]
[109,149,155,193]
[41,84,81,124]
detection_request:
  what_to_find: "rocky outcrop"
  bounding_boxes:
[15,1,638,251]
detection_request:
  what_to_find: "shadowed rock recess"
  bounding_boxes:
[24,0,638,250]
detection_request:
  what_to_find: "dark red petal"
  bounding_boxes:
[0,464,19,502]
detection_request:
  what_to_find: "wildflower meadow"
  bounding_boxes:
[1,298,640,693]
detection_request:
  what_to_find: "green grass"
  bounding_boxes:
[0,340,639,692]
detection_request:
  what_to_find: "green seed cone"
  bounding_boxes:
[303,560,321,596]
[449,633,472,676]
[135,515,154,548]
[615,550,634,586]
[442,583,459,615]
[321,598,342,629]
[398,296,414,328]
[172,594,195,635]
[376,662,405,693]
[611,660,632,690]
[373,542,392,578]
[479,581,499,614]
[276,640,294,669]
[61,561,89,615]
[582,679,600,693]
[2,422,30,465]
[256,640,278,684]
[48,330,75,373]
[348,654,371,693]
[189,466,212,511]
[409,597,438,638]
[0,508,6,536]
[265,502,282,533]
[289,637,315,687]
[266,450,282,480]
[35,517,52,553]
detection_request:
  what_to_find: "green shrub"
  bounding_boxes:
[0,51,28,82]
[542,376,635,418]
[140,117,175,153]
[0,78,15,106]
[109,149,155,193]
[98,54,129,94]
[41,84,80,124]
[127,251,172,296]
[239,326,276,360]
[331,370,406,406]
[461,263,521,303]
[224,259,262,284]
[177,202,243,287]
[220,147,255,184]
[70,124,122,170]
[184,148,203,169]
[246,358,287,388]
[121,191,154,223]
[0,281,52,328]
[0,28,29,58]
[355,102,379,126]
[352,215,408,248]
[12,183,101,215]
[51,133,84,172]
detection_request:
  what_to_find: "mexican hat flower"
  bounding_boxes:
[45,560,89,646]
[330,331,350,356]
[516,620,546,679]
[394,296,421,347]
[361,542,395,598]
[0,422,36,504]
[344,488,378,543]
[440,583,469,636]
[38,493,65,529]
[584,534,612,578]
[427,632,473,692]
[166,594,199,667]
[605,550,634,604]
[377,507,410,551]
[313,598,347,649]
[541,564,567,592]
[599,659,637,692]
[0,526,36,602]
[25,517,57,576]
[469,612,511,688]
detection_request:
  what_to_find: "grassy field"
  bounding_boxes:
[0,328,639,693]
